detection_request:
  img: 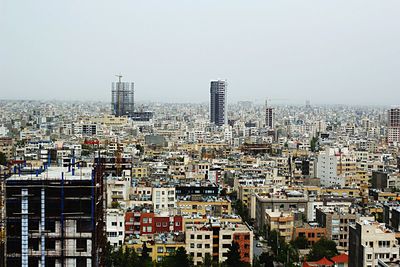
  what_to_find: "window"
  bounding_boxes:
[112,222,117,226]
[222,235,231,239]
[156,222,161,227]
[47,240,56,251]
[190,243,195,248]
[197,253,202,257]
[143,218,148,223]
[197,244,202,248]
[205,235,210,239]
[197,235,202,239]
[77,239,87,252]
[205,244,210,248]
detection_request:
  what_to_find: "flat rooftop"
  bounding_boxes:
[7,166,93,181]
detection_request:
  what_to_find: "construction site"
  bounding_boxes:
[111,75,134,118]
[3,159,106,266]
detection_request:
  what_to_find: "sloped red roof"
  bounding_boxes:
[331,253,349,263]
[314,257,334,266]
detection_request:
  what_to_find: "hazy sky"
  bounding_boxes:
[1,0,400,105]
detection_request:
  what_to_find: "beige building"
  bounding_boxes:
[132,166,148,178]
[265,211,294,243]
[177,198,232,217]
[0,137,13,161]
[349,220,400,267]
[185,220,253,266]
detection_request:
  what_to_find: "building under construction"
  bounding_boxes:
[4,162,106,266]
[111,75,134,117]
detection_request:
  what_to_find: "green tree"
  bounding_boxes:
[141,242,150,262]
[104,245,140,267]
[234,200,251,225]
[203,253,212,267]
[310,136,318,152]
[258,252,274,267]
[292,236,309,249]
[307,238,338,261]
[224,241,243,267]
[105,242,114,267]
[267,230,299,265]
[164,246,193,267]
[0,152,7,166]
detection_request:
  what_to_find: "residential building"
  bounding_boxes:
[349,220,400,267]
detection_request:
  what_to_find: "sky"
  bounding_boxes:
[1,0,400,105]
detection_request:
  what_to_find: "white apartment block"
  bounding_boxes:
[106,209,125,248]
[152,187,176,212]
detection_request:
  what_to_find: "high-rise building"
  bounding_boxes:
[210,80,227,126]
[111,75,134,117]
[388,108,400,143]
[265,100,274,128]
[4,164,106,266]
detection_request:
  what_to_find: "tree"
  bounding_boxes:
[307,238,338,261]
[104,244,140,267]
[105,242,114,267]
[267,230,299,265]
[310,136,318,152]
[292,236,309,249]
[0,152,7,166]
[164,246,193,267]
[234,200,251,225]
[203,253,212,267]
[141,242,150,262]
[224,241,243,267]
[258,252,274,267]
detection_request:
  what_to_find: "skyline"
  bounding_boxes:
[2,0,400,104]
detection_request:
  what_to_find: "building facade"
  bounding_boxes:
[111,75,134,117]
[4,166,105,266]
[210,80,227,126]
[349,220,400,267]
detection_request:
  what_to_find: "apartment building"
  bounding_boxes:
[0,137,13,161]
[265,211,294,243]
[255,191,308,231]
[316,207,357,252]
[152,187,176,212]
[106,209,125,248]
[316,147,357,187]
[185,220,253,266]
[176,197,232,216]
[293,223,326,247]
[349,220,400,267]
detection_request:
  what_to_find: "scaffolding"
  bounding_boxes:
[111,75,134,117]
[4,159,106,266]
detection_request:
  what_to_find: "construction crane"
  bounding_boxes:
[116,74,123,83]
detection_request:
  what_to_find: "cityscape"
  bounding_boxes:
[2,1,400,267]
[1,76,400,267]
